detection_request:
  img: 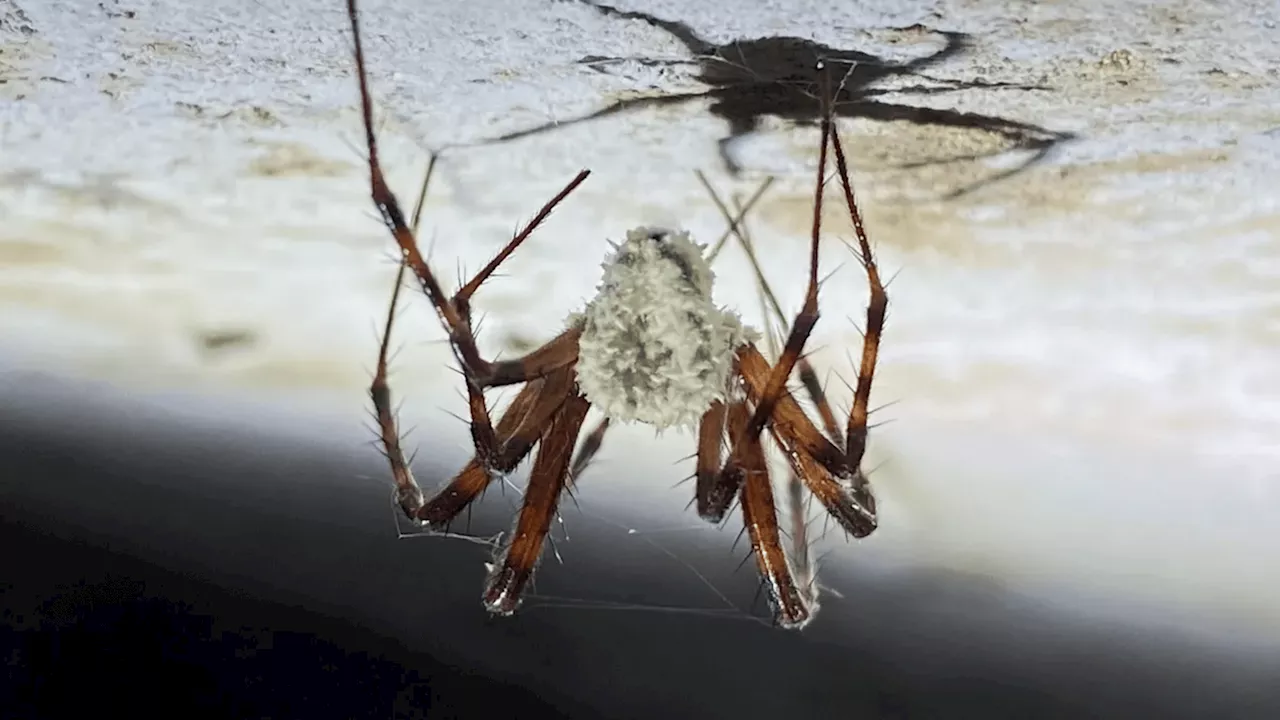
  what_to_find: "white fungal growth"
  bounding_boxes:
[571,227,756,431]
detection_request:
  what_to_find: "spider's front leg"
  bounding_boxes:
[827,112,889,502]
[349,0,592,533]
[368,235,581,530]
[727,73,888,540]
[709,94,835,629]
[346,0,588,476]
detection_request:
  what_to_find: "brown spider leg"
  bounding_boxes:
[375,332,567,527]
[741,117,883,531]
[729,73,880,538]
[457,326,581,473]
[718,113,866,524]
[483,390,591,615]
[739,89,833,443]
[719,106,838,523]
[402,385,539,527]
[723,401,811,629]
[735,345,876,537]
[698,171,843,445]
[690,175,779,523]
[695,174,837,538]
[370,154,441,516]
[694,400,733,521]
[370,253,577,527]
[795,365,842,446]
[447,183,589,392]
[371,260,421,513]
[357,129,578,529]
[777,433,876,537]
[722,189,822,592]
[416,365,579,530]
[784,454,819,604]
[348,0,585,381]
[741,212,843,445]
[737,215,842,444]
[347,0,587,470]
[829,122,888,476]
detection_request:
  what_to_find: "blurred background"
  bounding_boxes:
[2,0,1278,716]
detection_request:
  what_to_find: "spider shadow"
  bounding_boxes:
[465,0,1075,198]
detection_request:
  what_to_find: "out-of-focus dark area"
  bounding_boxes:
[2,377,1278,719]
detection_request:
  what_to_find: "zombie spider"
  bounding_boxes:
[348,0,887,629]
[472,0,1071,197]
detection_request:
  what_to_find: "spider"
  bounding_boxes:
[348,0,887,629]
[470,0,1072,197]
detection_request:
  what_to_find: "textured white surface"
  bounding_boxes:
[3,0,1279,639]
[573,227,751,429]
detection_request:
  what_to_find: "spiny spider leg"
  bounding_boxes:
[404,386,538,527]
[370,156,441,517]
[347,0,588,474]
[724,400,810,628]
[358,134,579,529]
[796,362,842,446]
[372,256,577,527]
[828,120,888,480]
[372,260,420,513]
[697,172,843,444]
[723,185,821,597]
[708,88,832,628]
[693,174,804,524]
[726,145,883,536]
[458,325,579,471]
[694,401,730,521]
[739,82,832,442]
[701,399,780,524]
[726,70,880,539]
[735,346,876,537]
[415,366,579,529]
[483,389,591,614]
[736,193,844,445]
[350,0,586,382]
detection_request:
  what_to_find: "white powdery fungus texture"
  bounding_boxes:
[571,227,756,431]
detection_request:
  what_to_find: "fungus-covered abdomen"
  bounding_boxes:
[571,227,755,430]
